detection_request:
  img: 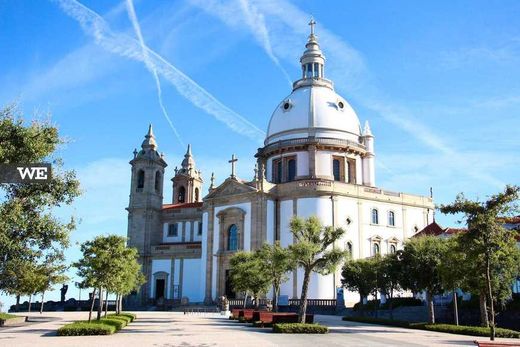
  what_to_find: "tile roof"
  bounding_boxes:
[162,202,203,210]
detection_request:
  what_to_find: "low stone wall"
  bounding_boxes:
[0,316,27,327]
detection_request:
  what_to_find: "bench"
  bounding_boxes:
[251,311,314,325]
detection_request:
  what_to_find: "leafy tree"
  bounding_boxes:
[257,242,295,312]
[438,235,467,326]
[341,257,378,306]
[400,235,447,324]
[440,185,520,340]
[75,235,144,321]
[289,216,347,323]
[379,253,402,319]
[229,251,271,309]
[0,104,80,298]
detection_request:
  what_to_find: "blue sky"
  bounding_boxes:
[1,0,519,308]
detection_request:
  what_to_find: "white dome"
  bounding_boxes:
[265,85,361,145]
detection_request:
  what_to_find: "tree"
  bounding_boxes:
[0,104,80,298]
[229,251,271,309]
[75,235,145,321]
[257,242,295,312]
[379,253,402,319]
[438,235,467,326]
[289,216,347,323]
[400,235,447,324]
[440,185,520,340]
[341,257,378,314]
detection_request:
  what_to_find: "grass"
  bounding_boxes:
[0,313,19,320]
[57,313,137,336]
[273,323,329,334]
[342,316,520,338]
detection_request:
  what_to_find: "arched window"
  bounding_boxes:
[195,188,200,202]
[137,170,145,190]
[373,243,380,256]
[371,209,379,224]
[388,211,395,226]
[333,159,341,181]
[154,171,161,192]
[390,244,397,254]
[178,186,186,203]
[227,224,238,251]
[287,158,296,182]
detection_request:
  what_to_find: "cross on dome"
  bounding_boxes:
[228,154,238,178]
[308,18,316,36]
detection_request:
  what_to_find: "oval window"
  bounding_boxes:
[283,102,291,110]
[338,101,344,109]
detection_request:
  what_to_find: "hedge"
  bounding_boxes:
[342,316,520,338]
[57,322,116,336]
[107,313,135,324]
[0,313,18,320]
[353,297,423,311]
[273,323,328,334]
[421,324,520,339]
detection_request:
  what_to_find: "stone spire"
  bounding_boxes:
[363,120,373,137]
[181,144,195,170]
[141,124,158,150]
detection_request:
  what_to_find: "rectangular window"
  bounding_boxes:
[197,222,203,236]
[284,156,297,182]
[347,158,356,184]
[332,156,345,181]
[168,223,178,237]
[272,159,282,183]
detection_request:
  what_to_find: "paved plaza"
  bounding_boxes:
[0,311,518,347]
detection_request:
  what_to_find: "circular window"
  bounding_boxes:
[338,101,344,109]
[283,102,291,110]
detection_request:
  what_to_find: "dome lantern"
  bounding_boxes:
[300,19,325,80]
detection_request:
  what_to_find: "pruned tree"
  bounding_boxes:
[229,251,271,309]
[341,256,378,315]
[257,242,295,312]
[400,235,447,324]
[289,216,348,323]
[440,185,520,341]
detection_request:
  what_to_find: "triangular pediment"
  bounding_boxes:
[204,178,257,200]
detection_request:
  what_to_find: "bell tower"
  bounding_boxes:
[127,124,167,257]
[172,144,203,204]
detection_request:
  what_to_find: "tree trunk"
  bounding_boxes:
[119,295,123,314]
[88,288,97,323]
[389,288,394,320]
[298,268,311,324]
[28,294,32,313]
[479,293,489,327]
[453,289,459,326]
[485,255,496,341]
[115,294,119,314]
[15,295,20,312]
[243,291,248,309]
[40,292,45,314]
[254,294,259,310]
[426,291,435,324]
[104,290,109,317]
[97,287,103,321]
[272,285,279,312]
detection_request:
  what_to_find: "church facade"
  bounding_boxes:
[126,24,434,306]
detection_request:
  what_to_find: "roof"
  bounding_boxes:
[415,221,519,241]
[497,215,520,224]
[162,202,203,210]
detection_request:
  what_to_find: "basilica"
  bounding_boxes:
[126,23,434,306]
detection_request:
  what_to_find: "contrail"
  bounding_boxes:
[191,0,504,188]
[125,0,184,148]
[54,0,265,143]
[237,0,292,87]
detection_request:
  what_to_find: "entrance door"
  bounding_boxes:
[225,270,235,299]
[155,279,166,300]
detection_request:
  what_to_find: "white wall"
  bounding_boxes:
[267,200,275,244]
[193,221,202,242]
[200,212,209,301]
[183,259,203,302]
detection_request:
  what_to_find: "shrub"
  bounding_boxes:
[273,323,328,334]
[115,312,136,322]
[421,324,520,338]
[99,318,126,330]
[342,316,416,328]
[0,313,18,320]
[106,314,132,324]
[57,322,116,336]
[353,298,423,311]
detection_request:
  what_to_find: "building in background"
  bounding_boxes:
[126,23,434,307]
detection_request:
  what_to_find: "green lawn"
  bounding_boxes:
[0,313,19,320]
[57,313,137,336]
